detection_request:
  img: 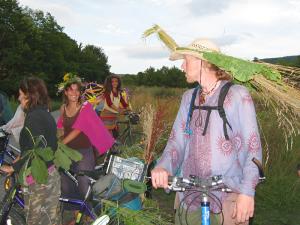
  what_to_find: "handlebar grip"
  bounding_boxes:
[168,176,175,183]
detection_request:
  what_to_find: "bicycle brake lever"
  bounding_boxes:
[168,185,186,192]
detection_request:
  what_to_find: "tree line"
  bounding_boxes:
[121,66,194,88]
[4,0,298,96]
[0,0,110,97]
[0,0,195,97]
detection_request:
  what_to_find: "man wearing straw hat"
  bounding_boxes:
[147,27,262,225]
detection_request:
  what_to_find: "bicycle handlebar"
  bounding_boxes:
[168,175,228,192]
[0,129,9,137]
[167,157,265,192]
[61,165,106,186]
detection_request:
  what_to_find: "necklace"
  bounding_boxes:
[199,81,219,105]
[66,103,81,117]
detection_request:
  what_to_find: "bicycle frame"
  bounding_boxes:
[0,131,113,225]
[0,179,24,225]
[116,120,132,145]
[1,175,99,225]
[59,198,97,222]
[0,130,21,168]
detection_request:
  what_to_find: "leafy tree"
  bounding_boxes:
[0,0,111,97]
[123,66,190,88]
[79,45,110,83]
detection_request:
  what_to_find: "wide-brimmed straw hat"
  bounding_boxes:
[169,38,220,61]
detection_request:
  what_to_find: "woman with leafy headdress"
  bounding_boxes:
[56,73,114,221]
[0,77,60,225]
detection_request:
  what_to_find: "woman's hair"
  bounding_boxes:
[62,81,82,105]
[19,77,50,110]
[104,74,122,95]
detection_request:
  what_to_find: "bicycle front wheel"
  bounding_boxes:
[0,204,26,225]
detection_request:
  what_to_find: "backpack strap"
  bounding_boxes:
[185,82,234,139]
[200,105,218,136]
[184,85,201,135]
[218,82,234,140]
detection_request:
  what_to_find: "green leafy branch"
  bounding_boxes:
[18,129,82,185]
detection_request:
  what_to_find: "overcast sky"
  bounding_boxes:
[19,0,300,74]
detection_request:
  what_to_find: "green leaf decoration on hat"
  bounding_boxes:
[202,51,282,82]
[143,24,281,83]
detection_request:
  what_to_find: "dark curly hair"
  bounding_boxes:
[104,74,122,95]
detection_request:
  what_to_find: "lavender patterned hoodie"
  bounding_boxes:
[156,81,262,212]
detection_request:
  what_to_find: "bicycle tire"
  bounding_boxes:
[0,204,26,225]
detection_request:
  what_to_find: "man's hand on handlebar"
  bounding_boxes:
[151,167,170,189]
[232,194,254,223]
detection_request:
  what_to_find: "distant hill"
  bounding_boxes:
[260,55,300,68]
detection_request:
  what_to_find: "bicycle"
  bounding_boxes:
[0,146,147,225]
[0,127,103,225]
[0,163,131,225]
[165,158,265,225]
[0,129,25,225]
[116,111,144,146]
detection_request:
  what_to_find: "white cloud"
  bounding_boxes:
[123,45,168,59]
[18,0,300,74]
[97,24,131,35]
[187,0,234,16]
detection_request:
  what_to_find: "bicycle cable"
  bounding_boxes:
[177,189,225,225]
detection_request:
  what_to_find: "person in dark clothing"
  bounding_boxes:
[0,77,60,225]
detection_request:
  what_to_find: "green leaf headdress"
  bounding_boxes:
[143,24,300,145]
[57,72,82,94]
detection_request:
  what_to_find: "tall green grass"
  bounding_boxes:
[253,94,300,225]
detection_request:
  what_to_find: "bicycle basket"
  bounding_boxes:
[92,173,123,199]
[129,113,140,125]
[106,155,146,182]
